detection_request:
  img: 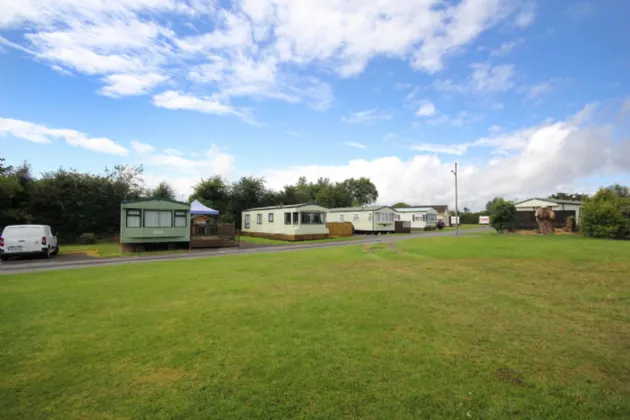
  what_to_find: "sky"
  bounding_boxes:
[1,0,630,210]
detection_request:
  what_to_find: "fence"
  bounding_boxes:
[326,222,353,237]
[190,223,239,248]
[514,210,576,230]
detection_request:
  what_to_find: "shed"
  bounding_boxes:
[327,205,398,233]
[241,204,330,241]
[120,198,190,246]
[514,198,583,221]
[394,207,439,230]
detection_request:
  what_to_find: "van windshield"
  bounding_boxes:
[2,227,43,238]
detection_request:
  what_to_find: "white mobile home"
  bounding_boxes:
[327,206,398,233]
[241,204,329,241]
[395,207,438,230]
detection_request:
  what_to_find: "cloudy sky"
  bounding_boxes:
[1,0,629,209]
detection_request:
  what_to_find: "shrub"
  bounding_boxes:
[581,188,630,239]
[78,232,96,245]
[490,200,516,233]
[436,220,445,230]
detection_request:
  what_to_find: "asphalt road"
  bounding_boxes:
[1,227,490,275]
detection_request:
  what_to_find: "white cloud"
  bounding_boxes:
[343,142,367,149]
[416,101,436,117]
[517,78,569,100]
[432,62,515,95]
[131,140,156,156]
[152,91,259,125]
[470,63,515,92]
[1,0,530,121]
[100,73,169,97]
[514,3,536,28]
[489,125,501,132]
[341,109,392,124]
[259,99,630,210]
[411,143,469,155]
[0,117,128,155]
[490,39,525,56]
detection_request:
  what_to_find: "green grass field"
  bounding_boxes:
[2,235,629,419]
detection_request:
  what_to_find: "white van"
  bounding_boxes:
[0,225,59,260]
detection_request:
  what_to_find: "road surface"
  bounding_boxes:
[1,227,490,275]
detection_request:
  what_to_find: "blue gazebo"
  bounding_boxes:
[190,199,219,216]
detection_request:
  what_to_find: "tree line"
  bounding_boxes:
[0,158,378,241]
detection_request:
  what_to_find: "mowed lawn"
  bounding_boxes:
[1,235,629,419]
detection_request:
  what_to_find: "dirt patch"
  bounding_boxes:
[387,243,406,254]
[363,243,387,254]
[495,367,527,386]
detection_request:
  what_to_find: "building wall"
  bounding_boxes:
[328,210,372,231]
[121,200,190,244]
[242,205,329,236]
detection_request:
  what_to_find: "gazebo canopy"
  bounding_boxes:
[190,199,219,215]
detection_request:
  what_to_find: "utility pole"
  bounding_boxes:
[451,162,459,238]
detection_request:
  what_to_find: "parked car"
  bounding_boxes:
[0,225,59,260]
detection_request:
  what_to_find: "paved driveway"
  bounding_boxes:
[1,227,490,275]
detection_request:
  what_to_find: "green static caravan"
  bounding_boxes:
[120,198,190,248]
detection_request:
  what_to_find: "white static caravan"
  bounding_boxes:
[241,204,329,241]
[394,207,439,230]
[327,206,398,233]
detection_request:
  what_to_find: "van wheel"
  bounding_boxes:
[42,248,51,259]
[0,255,7,261]
[52,245,59,256]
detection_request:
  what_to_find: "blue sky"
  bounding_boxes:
[1,0,629,209]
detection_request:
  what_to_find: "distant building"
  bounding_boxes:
[514,198,583,221]
[408,204,451,226]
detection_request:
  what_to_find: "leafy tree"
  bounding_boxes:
[581,187,630,239]
[0,157,12,176]
[392,202,410,208]
[490,199,516,233]
[549,192,589,201]
[343,177,378,207]
[485,197,505,213]
[463,207,471,213]
[228,177,276,227]
[605,184,630,198]
[151,181,176,200]
[190,175,231,217]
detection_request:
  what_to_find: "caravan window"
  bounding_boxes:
[244,214,251,228]
[145,210,172,228]
[257,214,262,224]
[268,213,274,222]
[174,211,187,227]
[126,209,141,228]
[284,212,291,224]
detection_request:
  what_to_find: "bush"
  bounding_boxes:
[78,232,96,245]
[436,220,445,230]
[490,200,516,233]
[581,188,630,239]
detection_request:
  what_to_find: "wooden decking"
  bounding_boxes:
[190,223,240,249]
